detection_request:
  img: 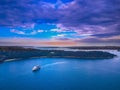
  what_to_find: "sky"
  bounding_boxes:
[0,0,120,46]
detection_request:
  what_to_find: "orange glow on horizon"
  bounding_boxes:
[41,41,78,46]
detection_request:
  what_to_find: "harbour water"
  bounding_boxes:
[0,50,120,90]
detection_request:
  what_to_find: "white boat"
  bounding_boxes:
[32,65,40,71]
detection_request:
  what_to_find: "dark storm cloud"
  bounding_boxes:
[0,0,120,37]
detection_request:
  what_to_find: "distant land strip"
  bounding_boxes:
[0,46,118,62]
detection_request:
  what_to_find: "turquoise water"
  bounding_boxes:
[0,51,120,90]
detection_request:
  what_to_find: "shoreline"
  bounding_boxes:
[0,46,117,62]
[3,55,118,62]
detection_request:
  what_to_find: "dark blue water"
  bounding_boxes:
[0,51,120,90]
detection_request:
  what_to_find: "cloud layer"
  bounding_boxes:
[0,0,120,46]
[0,0,119,27]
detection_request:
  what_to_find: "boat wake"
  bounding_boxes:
[42,62,66,68]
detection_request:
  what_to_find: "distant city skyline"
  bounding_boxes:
[0,0,120,46]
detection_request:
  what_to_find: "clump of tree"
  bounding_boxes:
[0,46,116,61]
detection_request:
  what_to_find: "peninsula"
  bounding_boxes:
[0,46,117,62]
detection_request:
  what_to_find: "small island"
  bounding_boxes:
[0,46,117,62]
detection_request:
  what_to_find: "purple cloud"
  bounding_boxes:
[0,0,120,42]
[74,36,120,46]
